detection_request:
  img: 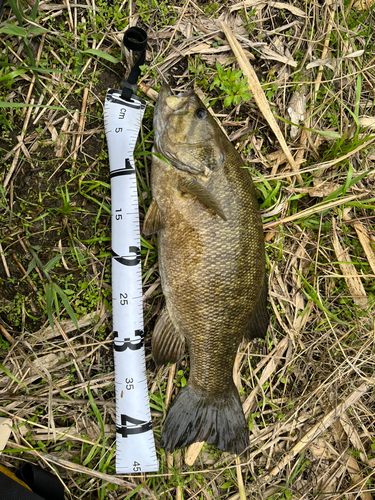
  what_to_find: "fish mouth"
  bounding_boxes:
[155,84,194,116]
[153,84,195,155]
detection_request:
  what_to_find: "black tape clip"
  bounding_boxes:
[120,27,147,101]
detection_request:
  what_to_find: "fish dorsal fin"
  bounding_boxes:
[152,308,185,367]
[178,177,227,221]
[244,275,269,341]
[143,199,163,235]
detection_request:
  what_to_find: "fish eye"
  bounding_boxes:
[196,108,207,119]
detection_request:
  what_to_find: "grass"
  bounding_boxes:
[1,0,375,499]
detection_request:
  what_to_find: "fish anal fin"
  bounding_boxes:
[152,309,185,366]
[143,199,163,235]
[178,177,227,221]
[244,275,269,341]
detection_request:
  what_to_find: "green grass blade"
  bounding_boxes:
[30,0,39,20]
[123,485,143,499]
[297,270,348,324]
[83,384,105,466]
[7,0,23,25]
[27,25,48,36]
[26,257,37,275]
[323,168,370,202]
[274,113,341,138]
[0,102,67,110]
[81,49,120,64]
[44,254,64,273]
[0,69,28,82]
[325,84,360,132]
[0,24,26,36]
[0,362,26,389]
[87,383,105,435]
[53,283,78,329]
[45,283,54,329]
[99,445,116,473]
[52,283,60,321]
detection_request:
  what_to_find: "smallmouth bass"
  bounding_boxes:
[144,85,269,455]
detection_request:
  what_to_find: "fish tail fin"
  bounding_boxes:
[160,383,249,455]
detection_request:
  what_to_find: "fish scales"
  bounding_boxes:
[144,85,269,455]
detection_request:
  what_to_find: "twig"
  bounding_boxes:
[53,317,79,359]
[236,456,247,500]
[185,442,205,466]
[71,87,89,166]
[0,324,15,345]
[139,82,158,101]
[0,242,10,278]
[331,217,368,306]
[343,211,375,274]
[165,364,176,410]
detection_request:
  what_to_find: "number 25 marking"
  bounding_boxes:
[120,293,128,305]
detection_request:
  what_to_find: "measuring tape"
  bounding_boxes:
[104,88,158,474]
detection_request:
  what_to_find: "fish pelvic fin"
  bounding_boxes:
[152,309,185,367]
[161,382,249,456]
[178,177,227,221]
[245,275,269,341]
[143,199,164,235]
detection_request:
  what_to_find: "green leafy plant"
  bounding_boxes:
[210,62,252,107]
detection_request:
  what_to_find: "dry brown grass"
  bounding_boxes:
[0,0,375,499]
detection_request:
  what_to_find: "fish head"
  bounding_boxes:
[154,84,225,178]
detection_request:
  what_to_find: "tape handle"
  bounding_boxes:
[120,27,147,101]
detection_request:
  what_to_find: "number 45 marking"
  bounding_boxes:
[133,461,141,472]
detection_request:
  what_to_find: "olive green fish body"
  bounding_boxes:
[153,149,264,391]
[146,85,268,454]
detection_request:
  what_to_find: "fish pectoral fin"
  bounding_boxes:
[244,275,269,341]
[152,309,185,366]
[178,177,227,221]
[143,199,164,235]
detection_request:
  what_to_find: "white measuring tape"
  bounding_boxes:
[104,88,158,474]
